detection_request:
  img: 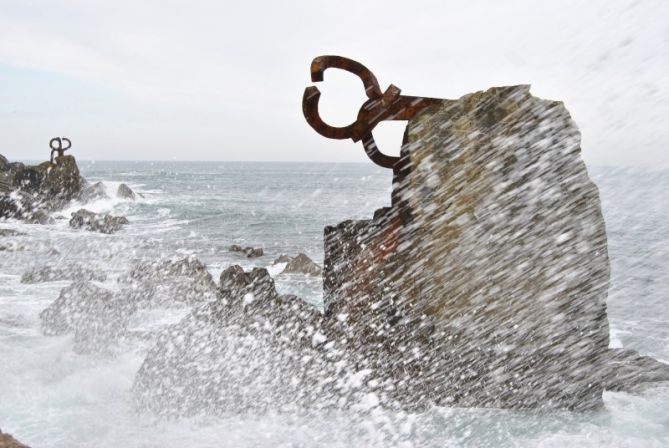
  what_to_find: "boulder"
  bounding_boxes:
[121,257,219,307]
[280,253,322,276]
[229,244,264,258]
[21,264,107,284]
[69,209,128,234]
[322,85,611,411]
[117,183,136,200]
[78,181,109,203]
[272,254,293,264]
[39,282,133,353]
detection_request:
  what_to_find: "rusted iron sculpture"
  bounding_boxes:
[302,55,441,171]
[50,137,71,164]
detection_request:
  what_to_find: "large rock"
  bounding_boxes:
[117,183,136,200]
[39,282,133,353]
[78,181,109,203]
[323,85,611,410]
[121,257,219,307]
[280,253,322,276]
[601,348,669,392]
[132,267,360,415]
[69,209,129,234]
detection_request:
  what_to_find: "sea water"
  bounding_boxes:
[0,161,667,447]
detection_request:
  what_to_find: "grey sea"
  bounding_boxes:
[0,161,667,447]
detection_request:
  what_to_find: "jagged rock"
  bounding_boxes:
[272,254,293,264]
[39,282,133,353]
[601,348,669,392]
[280,253,322,276]
[0,430,31,448]
[0,154,8,169]
[322,85,611,411]
[117,183,136,200]
[0,243,26,252]
[69,209,128,234]
[21,265,107,284]
[0,228,25,237]
[219,264,248,296]
[78,181,108,203]
[132,267,352,416]
[121,257,219,307]
[229,244,264,258]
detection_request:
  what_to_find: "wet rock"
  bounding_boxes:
[39,282,133,353]
[602,348,669,392]
[117,183,136,200]
[229,244,264,258]
[322,85,611,411]
[0,430,31,448]
[69,209,129,234]
[78,181,109,203]
[0,228,25,237]
[272,254,293,264]
[280,253,322,276]
[21,265,107,284]
[121,257,219,307]
[0,243,26,252]
[219,264,247,296]
[132,267,351,416]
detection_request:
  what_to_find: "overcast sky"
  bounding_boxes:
[0,0,667,167]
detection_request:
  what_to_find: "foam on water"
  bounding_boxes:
[1,162,668,447]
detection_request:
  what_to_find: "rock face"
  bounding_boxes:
[69,209,129,234]
[323,86,611,410]
[280,253,322,276]
[601,348,669,392]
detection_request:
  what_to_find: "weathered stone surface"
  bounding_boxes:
[21,264,107,284]
[0,430,31,448]
[322,86,611,410]
[280,253,322,276]
[117,183,136,200]
[272,254,293,264]
[69,209,129,234]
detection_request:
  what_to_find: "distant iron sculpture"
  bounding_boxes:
[302,56,441,171]
[50,137,71,164]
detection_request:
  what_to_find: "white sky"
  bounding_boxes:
[0,0,667,167]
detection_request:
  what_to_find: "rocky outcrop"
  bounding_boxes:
[0,153,84,222]
[69,209,128,234]
[279,253,322,276]
[321,86,612,411]
[0,430,31,448]
[229,244,264,258]
[21,264,107,284]
[38,257,220,354]
[132,266,355,416]
[121,257,219,307]
[117,183,136,200]
[39,282,132,353]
